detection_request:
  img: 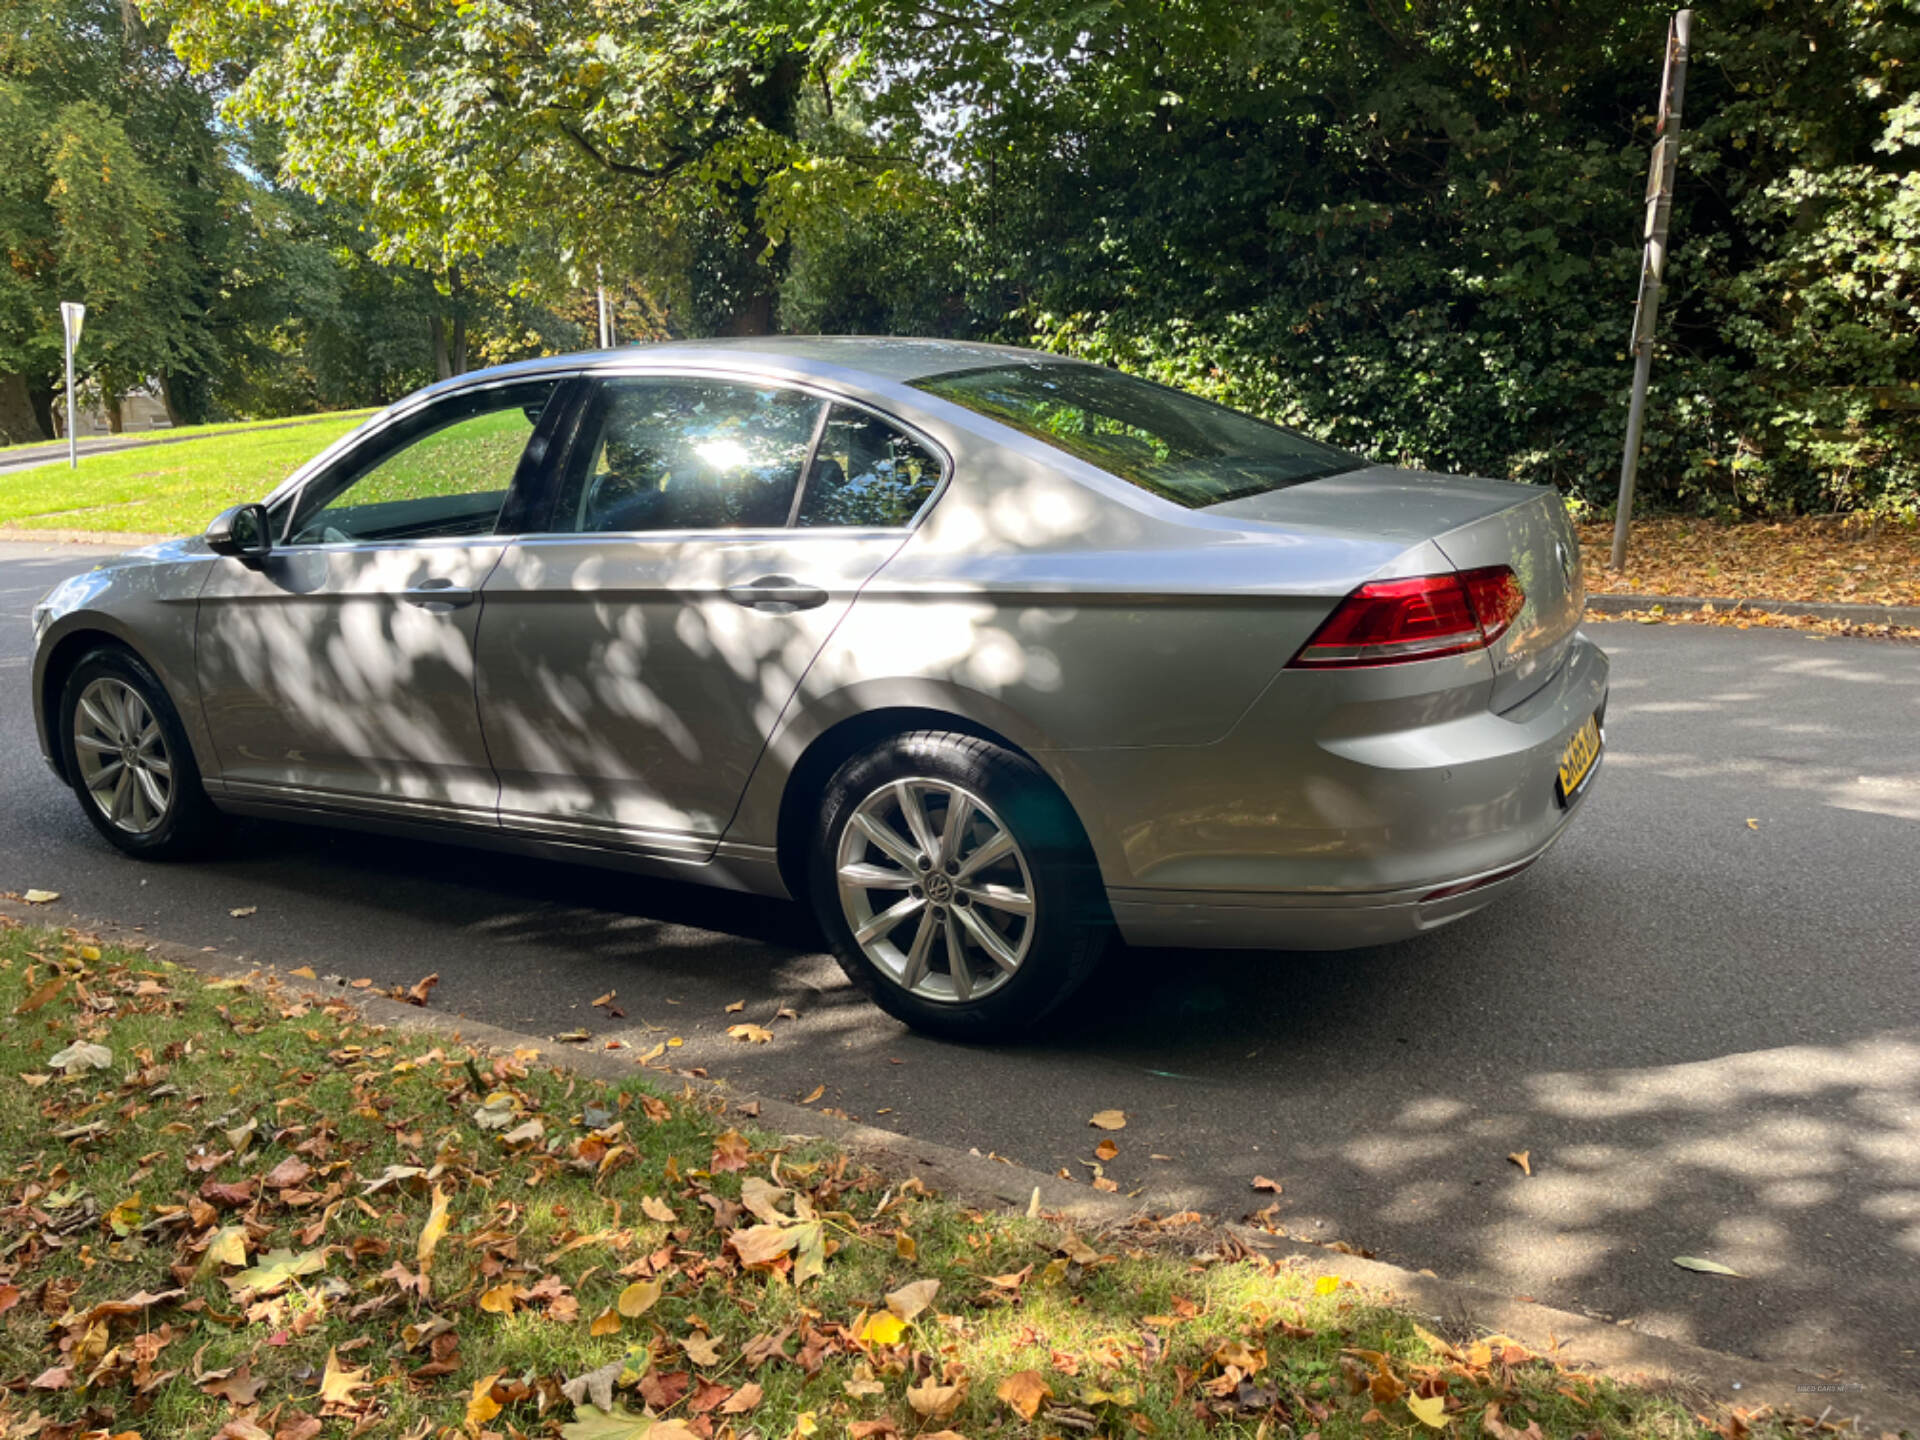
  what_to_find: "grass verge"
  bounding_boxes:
[0,919,1810,1440]
[0,415,373,537]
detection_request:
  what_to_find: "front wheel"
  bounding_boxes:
[60,646,224,859]
[809,731,1110,1041]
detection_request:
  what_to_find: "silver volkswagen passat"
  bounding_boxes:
[30,338,1606,1038]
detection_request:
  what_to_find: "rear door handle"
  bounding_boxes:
[402,580,476,613]
[724,575,829,613]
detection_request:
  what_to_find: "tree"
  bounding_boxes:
[161,0,915,336]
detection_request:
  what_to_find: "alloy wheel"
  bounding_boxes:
[72,677,174,835]
[835,777,1036,1004]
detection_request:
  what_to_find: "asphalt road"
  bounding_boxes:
[5,540,1918,1402]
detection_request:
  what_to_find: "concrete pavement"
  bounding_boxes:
[4,540,1917,1405]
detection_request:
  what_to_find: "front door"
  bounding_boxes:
[196,378,564,820]
[474,376,944,854]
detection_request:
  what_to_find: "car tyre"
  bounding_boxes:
[810,730,1110,1040]
[60,645,224,859]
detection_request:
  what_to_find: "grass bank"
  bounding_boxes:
[0,413,373,537]
[0,918,1809,1439]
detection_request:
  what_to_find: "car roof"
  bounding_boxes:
[415,336,1084,401]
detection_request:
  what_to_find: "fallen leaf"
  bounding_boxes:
[996,1369,1053,1420]
[640,1195,675,1223]
[589,1307,622,1337]
[1095,1139,1118,1162]
[417,1185,451,1268]
[728,1023,773,1044]
[0,1284,19,1315]
[47,1040,113,1073]
[725,1000,745,1013]
[405,973,439,1005]
[907,1377,965,1422]
[618,1279,663,1317]
[467,1372,504,1427]
[264,1157,313,1190]
[1252,1175,1283,1193]
[22,889,59,904]
[559,1407,661,1440]
[14,975,65,1015]
[288,966,317,979]
[479,1283,519,1315]
[682,1331,723,1366]
[229,1246,326,1296]
[562,1358,624,1412]
[858,1312,908,1346]
[230,906,257,918]
[201,1359,266,1405]
[1746,818,1760,830]
[318,1347,367,1408]
[1089,1109,1127,1130]
[1672,1255,1745,1277]
[1482,1403,1546,1440]
[710,1130,751,1173]
[1407,1393,1449,1429]
[800,1084,826,1104]
[886,1277,939,1322]
[274,1413,322,1440]
[1508,1151,1532,1177]
[721,1381,764,1414]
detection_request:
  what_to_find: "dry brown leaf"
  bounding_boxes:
[1508,1151,1532,1177]
[1089,1109,1127,1130]
[1094,1139,1118,1162]
[417,1184,451,1268]
[907,1377,965,1421]
[721,1381,765,1414]
[996,1369,1053,1420]
[728,1023,773,1044]
[886,1277,939,1322]
[1252,1175,1283,1193]
[317,1348,367,1409]
[640,1194,675,1223]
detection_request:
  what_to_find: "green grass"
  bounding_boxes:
[0,413,375,535]
[0,920,1784,1440]
[0,413,377,460]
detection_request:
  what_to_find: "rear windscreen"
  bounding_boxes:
[912,362,1361,508]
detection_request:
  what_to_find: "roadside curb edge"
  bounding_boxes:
[1587,592,1920,628]
[2,896,1913,1434]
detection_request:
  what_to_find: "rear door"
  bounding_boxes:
[196,378,566,819]
[474,375,943,855]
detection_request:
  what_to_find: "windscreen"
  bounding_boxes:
[912,361,1361,508]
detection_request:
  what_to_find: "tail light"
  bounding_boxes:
[1288,566,1525,669]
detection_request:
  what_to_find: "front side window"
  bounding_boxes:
[794,404,942,528]
[287,381,557,545]
[912,362,1361,509]
[552,379,824,534]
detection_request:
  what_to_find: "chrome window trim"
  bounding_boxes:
[523,365,954,541]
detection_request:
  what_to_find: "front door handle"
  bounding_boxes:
[724,575,829,613]
[402,580,476,613]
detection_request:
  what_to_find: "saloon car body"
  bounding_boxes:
[31,337,1606,1031]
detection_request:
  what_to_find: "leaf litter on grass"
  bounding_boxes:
[0,915,1844,1440]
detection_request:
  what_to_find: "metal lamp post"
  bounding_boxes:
[59,301,85,468]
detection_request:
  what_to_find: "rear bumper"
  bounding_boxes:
[1075,632,1608,949]
[1106,805,1588,948]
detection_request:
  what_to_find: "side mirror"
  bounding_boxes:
[205,503,273,564]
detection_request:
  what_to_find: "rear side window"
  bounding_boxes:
[794,404,942,528]
[551,378,825,533]
[913,362,1360,509]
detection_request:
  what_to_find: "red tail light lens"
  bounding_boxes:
[1289,566,1525,669]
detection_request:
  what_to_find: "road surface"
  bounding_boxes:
[4,539,1916,1402]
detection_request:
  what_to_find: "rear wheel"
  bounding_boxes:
[60,646,223,859]
[810,731,1109,1040]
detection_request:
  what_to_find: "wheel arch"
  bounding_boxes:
[768,703,1106,902]
[36,626,143,784]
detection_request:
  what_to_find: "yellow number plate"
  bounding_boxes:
[1556,714,1602,802]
